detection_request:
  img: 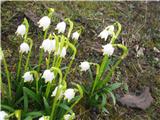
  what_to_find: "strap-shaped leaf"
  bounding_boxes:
[23,87,41,104]
[43,97,50,113]
[24,111,43,119]
[107,82,122,91]
[1,104,15,112]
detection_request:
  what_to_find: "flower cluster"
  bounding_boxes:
[1,7,128,120]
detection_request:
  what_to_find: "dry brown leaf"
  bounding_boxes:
[118,87,153,110]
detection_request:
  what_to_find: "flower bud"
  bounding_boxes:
[72,31,80,40]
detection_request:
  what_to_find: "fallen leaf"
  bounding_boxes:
[118,87,153,110]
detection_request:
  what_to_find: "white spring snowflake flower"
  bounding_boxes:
[64,113,75,120]
[20,42,30,54]
[39,116,50,120]
[0,111,8,120]
[51,85,63,99]
[56,47,67,58]
[98,29,109,41]
[23,72,34,82]
[64,88,75,102]
[72,31,80,40]
[55,21,66,34]
[79,61,90,71]
[98,25,114,41]
[37,16,51,31]
[16,24,26,37]
[40,39,56,53]
[102,44,114,56]
[42,70,54,83]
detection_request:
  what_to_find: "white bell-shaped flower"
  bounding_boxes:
[98,29,109,41]
[79,61,90,71]
[102,44,114,56]
[20,42,30,54]
[64,88,75,102]
[72,31,80,40]
[106,25,114,34]
[51,85,63,99]
[16,24,26,37]
[23,72,33,82]
[55,21,66,34]
[56,47,67,58]
[39,116,50,120]
[38,16,51,31]
[40,39,56,53]
[60,47,67,58]
[0,111,8,120]
[64,113,75,120]
[42,70,54,83]
[98,25,114,41]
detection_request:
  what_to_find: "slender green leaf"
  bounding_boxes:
[23,87,41,104]
[1,104,15,112]
[43,97,50,113]
[24,111,43,118]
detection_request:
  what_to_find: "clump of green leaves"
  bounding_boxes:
[1,8,83,120]
[79,22,128,112]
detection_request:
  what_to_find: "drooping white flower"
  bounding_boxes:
[55,21,66,34]
[72,31,80,40]
[40,39,56,53]
[98,25,114,41]
[37,16,51,31]
[56,47,67,58]
[98,29,109,41]
[102,44,114,56]
[42,70,54,83]
[0,111,8,120]
[60,47,67,58]
[64,113,75,120]
[106,25,114,34]
[51,85,63,99]
[20,42,30,54]
[64,88,75,102]
[23,72,34,82]
[16,24,26,37]
[79,61,90,71]
[39,116,50,120]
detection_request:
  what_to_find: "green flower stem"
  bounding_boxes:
[15,110,21,120]
[89,63,100,96]
[63,41,77,82]
[65,18,74,38]
[37,49,44,72]
[30,71,39,94]
[24,38,33,72]
[37,29,48,72]
[23,18,29,41]
[45,82,51,98]
[47,53,51,69]
[111,22,121,44]
[6,112,15,119]
[100,44,128,88]
[50,67,62,120]
[16,53,23,82]
[3,56,12,100]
